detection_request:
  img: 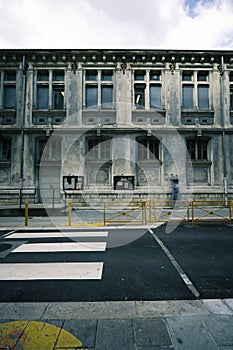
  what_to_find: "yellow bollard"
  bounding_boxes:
[25,201,29,226]
[68,200,72,226]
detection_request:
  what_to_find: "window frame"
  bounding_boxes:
[0,138,12,161]
[84,69,114,110]
[34,69,65,110]
[181,70,210,111]
[137,137,160,161]
[186,138,209,161]
[133,69,163,111]
[87,137,112,160]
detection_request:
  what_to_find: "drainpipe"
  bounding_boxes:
[19,55,27,208]
[220,55,228,202]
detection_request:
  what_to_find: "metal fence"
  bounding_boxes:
[103,199,233,226]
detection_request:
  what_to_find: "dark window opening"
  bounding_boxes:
[197,71,208,81]
[150,84,161,109]
[137,138,159,160]
[4,71,16,81]
[0,139,11,161]
[37,85,49,109]
[101,70,113,81]
[53,70,64,81]
[198,85,209,109]
[87,138,111,160]
[52,86,64,109]
[135,70,145,81]
[187,139,208,160]
[182,85,194,109]
[86,85,98,109]
[4,86,16,109]
[182,72,192,81]
[150,71,161,81]
[37,70,49,81]
[86,70,97,81]
[101,85,113,109]
[230,85,233,109]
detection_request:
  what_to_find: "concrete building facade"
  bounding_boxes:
[0,49,232,206]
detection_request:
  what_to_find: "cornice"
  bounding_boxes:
[0,49,232,65]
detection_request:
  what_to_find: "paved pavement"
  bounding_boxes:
[0,300,233,349]
[0,214,233,349]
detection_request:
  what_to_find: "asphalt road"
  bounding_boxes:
[0,223,232,302]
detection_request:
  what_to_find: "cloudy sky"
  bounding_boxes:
[0,0,232,50]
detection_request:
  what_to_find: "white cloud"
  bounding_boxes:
[0,0,232,49]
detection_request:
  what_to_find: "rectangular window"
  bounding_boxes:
[87,138,111,160]
[37,86,49,109]
[86,85,98,109]
[4,86,16,109]
[182,85,194,109]
[137,138,159,160]
[101,70,113,81]
[4,71,16,81]
[101,85,113,109]
[37,70,49,81]
[198,85,209,109]
[182,72,192,81]
[53,70,64,81]
[230,72,233,82]
[197,140,208,160]
[135,70,145,81]
[52,86,64,109]
[230,85,233,109]
[138,139,147,160]
[197,71,208,81]
[0,139,11,161]
[86,70,97,81]
[187,139,208,160]
[135,84,145,109]
[150,85,161,109]
[150,71,161,81]
[187,140,196,159]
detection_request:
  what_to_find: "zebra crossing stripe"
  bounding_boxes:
[7,231,109,239]
[11,242,107,253]
[0,262,103,280]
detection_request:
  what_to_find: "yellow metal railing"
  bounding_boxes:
[103,199,232,226]
[191,200,232,226]
[147,200,190,224]
[104,200,147,225]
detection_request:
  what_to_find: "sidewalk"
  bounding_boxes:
[0,299,233,349]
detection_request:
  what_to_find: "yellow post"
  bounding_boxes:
[68,200,72,226]
[25,201,29,226]
[192,201,194,227]
[142,201,146,224]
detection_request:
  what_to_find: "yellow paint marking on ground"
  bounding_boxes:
[0,320,29,349]
[62,222,104,227]
[55,327,84,348]
[0,321,83,350]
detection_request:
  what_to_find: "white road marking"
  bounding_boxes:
[11,242,107,253]
[0,262,103,280]
[7,231,109,239]
[149,228,200,299]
